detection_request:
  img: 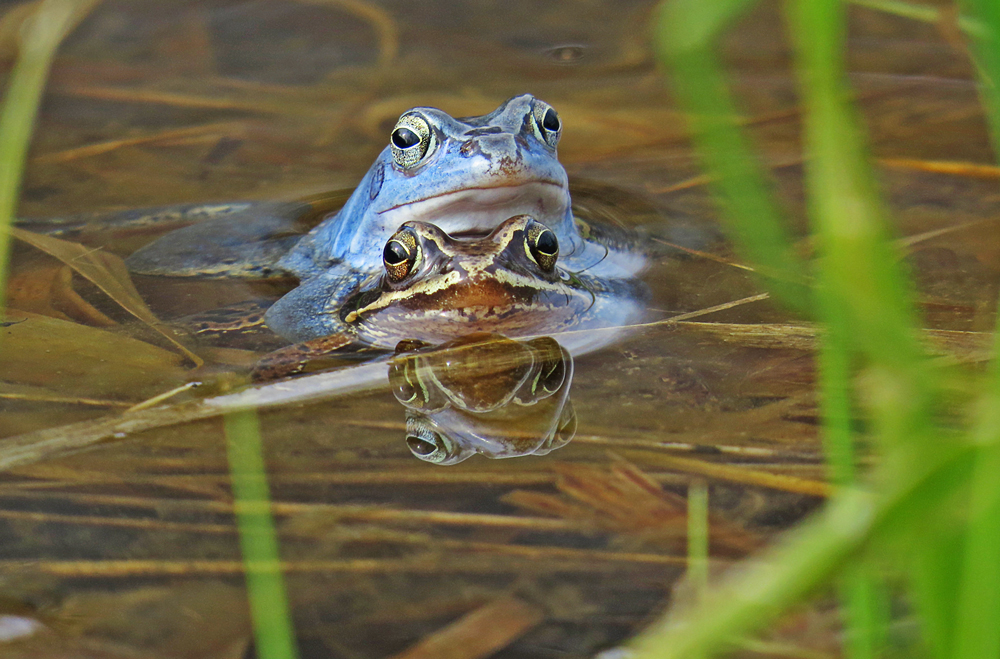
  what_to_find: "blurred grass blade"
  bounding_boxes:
[225,410,300,659]
[687,480,709,597]
[952,441,1000,659]
[787,0,926,386]
[841,564,888,659]
[816,292,854,487]
[961,0,1000,155]
[659,0,760,52]
[0,0,100,315]
[953,5,1000,658]
[787,0,924,656]
[630,438,976,659]
[850,0,987,39]
[686,480,709,659]
[656,0,812,313]
[633,488,875,659]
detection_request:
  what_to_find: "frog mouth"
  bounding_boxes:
[376,181,570,235]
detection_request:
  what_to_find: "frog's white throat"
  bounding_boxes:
[376,181,570,236]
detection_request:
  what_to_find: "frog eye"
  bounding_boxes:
[405,425,470,464]
[383,227,420,282]
[390,113,436,169]
[406,431,446,461]
[531,101,562,148]
[524,221,559,272]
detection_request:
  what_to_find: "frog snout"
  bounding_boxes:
[459,133,518,159]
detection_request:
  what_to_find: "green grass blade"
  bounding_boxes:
[951,291,1000,659]
[816,291,854,487]
[952,444,1000,659]
[787,0,926,385]
[841,564,889,659]
[0,0,97,314]
[656,0,812,314]
[908,530,963,658]
[687,479,709,596]
[630,437,976,659]
[633,488,874,659]
[849,0,987,38]
[224,410,300,659]
[951,5,1000,657]
[960,0,1000,156]
[687,480,709,659]
[787,1,929,655]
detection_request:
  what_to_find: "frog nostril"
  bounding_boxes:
[459,140,476,157]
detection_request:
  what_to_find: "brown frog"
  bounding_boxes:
[252,213,648,379]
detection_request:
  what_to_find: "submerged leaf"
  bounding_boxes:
[7,260,116,326]
[9,226,203,366]
[0,310,189,400]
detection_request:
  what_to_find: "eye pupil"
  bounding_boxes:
[535,230,558,255]
[542,108,560,132]
[383,241,409,265]
[391,127,420,149]
[407,435,438,456]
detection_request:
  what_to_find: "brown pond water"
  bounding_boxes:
[1,0,998,657]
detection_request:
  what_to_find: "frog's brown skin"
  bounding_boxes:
[339,214,648,350]
[389,333,576,464]
[249,213,648,380]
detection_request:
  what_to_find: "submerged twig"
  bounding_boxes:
[33,121,244,164]
[0,359,388,471]
[388,596,545,659]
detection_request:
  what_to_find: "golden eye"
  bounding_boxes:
[390,113,435,169]
[531,100,561,148]
[383,227,420,282]
[524,221,559,272]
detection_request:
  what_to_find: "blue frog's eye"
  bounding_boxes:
[531,100,562,148]
[390,113,436,169]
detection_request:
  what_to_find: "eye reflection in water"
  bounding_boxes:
[387,333,577,465]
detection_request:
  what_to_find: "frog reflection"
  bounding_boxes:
[388,333,576,464]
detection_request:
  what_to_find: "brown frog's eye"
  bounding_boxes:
[531,100,561,148]
[390,113,436,169]
[383,227,420,282]
[405,426,467,464]
[524,221,559,272]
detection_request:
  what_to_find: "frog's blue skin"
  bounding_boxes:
[283,94,583,276]
[266,93,644,342]
[124,94,649,344]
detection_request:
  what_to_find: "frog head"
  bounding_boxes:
[287,94,581,275]
[337,214,594,346]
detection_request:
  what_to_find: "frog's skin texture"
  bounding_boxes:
[124,94,648,345]
[388,333,576,465]
[284,93,592,275]
[268,214,649,353]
